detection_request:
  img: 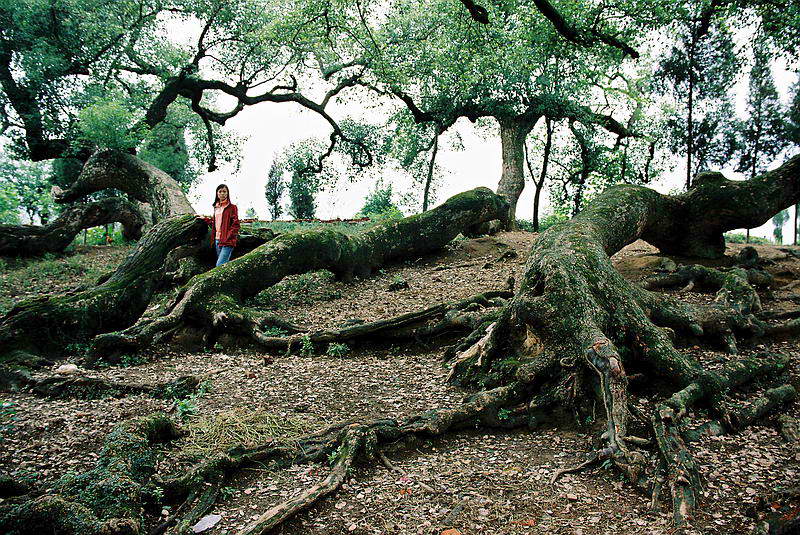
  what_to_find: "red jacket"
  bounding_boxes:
[205,203,240,247]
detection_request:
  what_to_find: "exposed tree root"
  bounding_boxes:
[88,188,508,360]
[0,370,203,400]
[0,197,146,256]
[252,290,511,351]
[641,263,770,314]
[150,382,528,534]
[0,413,179,535]
[0,215,208,363]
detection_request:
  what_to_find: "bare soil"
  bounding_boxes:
[1,234,798,535]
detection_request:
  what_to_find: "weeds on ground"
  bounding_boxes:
[0,400,17,440]
[326,342,350,357]
[173,380,212,422]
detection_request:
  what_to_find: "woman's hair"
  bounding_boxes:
[213,183,230,207]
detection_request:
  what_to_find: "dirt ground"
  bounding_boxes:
[1,233,799,534]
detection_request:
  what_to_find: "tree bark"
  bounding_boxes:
[53,150,195,223]
[0,197,145,256]
[497,117,536,229]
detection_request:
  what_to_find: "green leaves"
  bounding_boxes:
[77,99,148,151]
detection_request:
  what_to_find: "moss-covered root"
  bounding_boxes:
[91,188,508,358]
[641,264,767,314]
[0,215,207,363]
[0,371,203,400]
[0,413,179,535]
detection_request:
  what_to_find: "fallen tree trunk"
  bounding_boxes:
[0,197,146,256]
[53,149,195,223]
[90,187,509,359]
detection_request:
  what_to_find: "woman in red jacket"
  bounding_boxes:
[207,183,240,266]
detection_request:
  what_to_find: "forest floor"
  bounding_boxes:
[1,234,799,535]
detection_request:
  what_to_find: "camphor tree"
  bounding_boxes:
[341,0,663,225]
[1,0,800,534]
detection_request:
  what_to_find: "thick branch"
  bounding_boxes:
[0,197,145,256]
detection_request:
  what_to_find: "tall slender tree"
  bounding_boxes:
[736,38,789,242]
[655,4,739,189]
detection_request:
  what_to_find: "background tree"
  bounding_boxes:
[773,208,790,244]
[356,183,403,219]
[265,160,285,221]
[655,5,740,189]
[735,38,789,242]
[0,157,53,223]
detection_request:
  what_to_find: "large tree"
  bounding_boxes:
[2,1,800,534]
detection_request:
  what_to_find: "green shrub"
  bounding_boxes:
[723,233,772,245]
[357,184,403,220]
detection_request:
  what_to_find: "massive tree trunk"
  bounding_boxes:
[496,116,536,229]
[90,187,509,359]
[448,154,800,524]
[53,149,195,223]
[0,197,145,256]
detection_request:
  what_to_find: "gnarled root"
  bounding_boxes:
[0,197,146,257]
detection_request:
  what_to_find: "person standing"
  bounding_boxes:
[206,183,240,267]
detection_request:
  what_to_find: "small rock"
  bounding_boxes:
[192,514,222,533]
[566,493,578,501]
[55,364,79,375]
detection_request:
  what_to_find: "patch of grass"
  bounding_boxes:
[724,232,772,245]
[180,407,317,457]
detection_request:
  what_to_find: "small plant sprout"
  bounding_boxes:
[326,343,350,357]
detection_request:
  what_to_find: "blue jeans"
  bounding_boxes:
[215,240,234,267]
